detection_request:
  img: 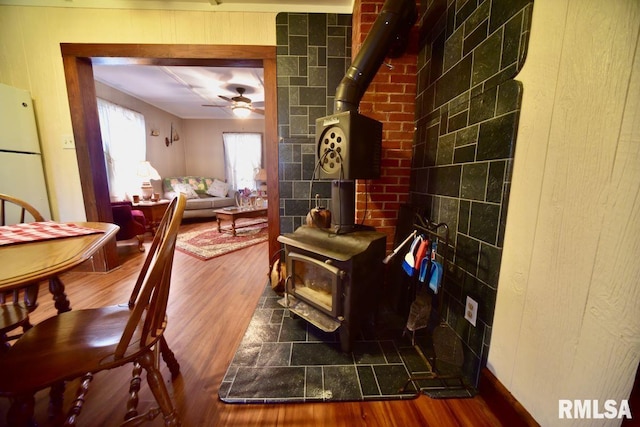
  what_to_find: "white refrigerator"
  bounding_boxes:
[0,83,51,223]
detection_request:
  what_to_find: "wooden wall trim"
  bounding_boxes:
[62,55,118,271]
[60,43,276,61]
[479,368,540,427]
[60,43,280,268]
[262,56,280,258]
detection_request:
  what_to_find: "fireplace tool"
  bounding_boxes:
[383,229,416,264]
[404,235,431,338]
[396,218,471,395]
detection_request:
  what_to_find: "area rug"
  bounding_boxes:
[176,218,268,260]
[218,284,476,404]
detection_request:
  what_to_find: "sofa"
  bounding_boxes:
[151,176,235,219]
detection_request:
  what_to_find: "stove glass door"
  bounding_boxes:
[287,252,342,316]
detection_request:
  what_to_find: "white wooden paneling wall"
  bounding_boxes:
[490,0,640,425]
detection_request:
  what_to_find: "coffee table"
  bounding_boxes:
[213,206,268,237]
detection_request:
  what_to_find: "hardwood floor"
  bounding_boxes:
[0,221,507,426]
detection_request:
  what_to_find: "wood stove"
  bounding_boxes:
[275,0,415,352]
[277,226,386,352]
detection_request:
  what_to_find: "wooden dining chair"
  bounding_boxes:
[0,194,186,427]
[0,193,46,348]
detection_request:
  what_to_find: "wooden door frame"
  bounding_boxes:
[61,43,279,270]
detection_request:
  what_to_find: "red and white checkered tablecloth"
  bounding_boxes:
[0,221,103,246]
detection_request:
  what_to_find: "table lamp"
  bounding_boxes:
[137,161,160,200]
[254,168,267,194]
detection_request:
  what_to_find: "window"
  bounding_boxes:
[223,132,262,192]
[97,98,146,201]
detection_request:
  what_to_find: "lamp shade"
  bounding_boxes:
[136,161,161,180]
[254,168,267,181]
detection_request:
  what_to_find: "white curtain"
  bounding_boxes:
[223,133,262,192]
[97,98,146,201]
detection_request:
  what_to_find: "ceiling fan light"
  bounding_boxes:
[232,105,252,118]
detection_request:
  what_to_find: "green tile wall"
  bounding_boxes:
[276,13,352,233]
[411,0,533,387]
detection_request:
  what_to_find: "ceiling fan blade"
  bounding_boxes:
[218,95,233,102]
[252,108,265,115]
[202,104,227,108]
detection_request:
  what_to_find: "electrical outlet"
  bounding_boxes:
[465,296,478,327]
[62,134,75,150]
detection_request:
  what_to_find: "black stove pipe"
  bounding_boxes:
[334,0,417,113]
[319,0,416,234]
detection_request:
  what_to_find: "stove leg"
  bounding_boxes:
[339,326,351,353]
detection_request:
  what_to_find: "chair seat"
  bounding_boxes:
[0,305,162,396]
[0,302,29,334]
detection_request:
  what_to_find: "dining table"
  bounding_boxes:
[0,221,119,314]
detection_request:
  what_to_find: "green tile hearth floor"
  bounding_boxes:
[219,285,476,403]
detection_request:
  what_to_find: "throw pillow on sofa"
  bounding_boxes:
[163,176,208,195]
[172,183,199,199]
[206,179,229,198]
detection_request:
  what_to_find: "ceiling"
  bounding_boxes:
[93,64,265,119]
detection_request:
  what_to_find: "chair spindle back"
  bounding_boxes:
[0,193,45,226]
[0,193,46,304]
[115,194,186,360]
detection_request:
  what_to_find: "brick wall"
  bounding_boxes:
[352,0,418,249]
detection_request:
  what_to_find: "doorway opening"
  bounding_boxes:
[61,43,279,270]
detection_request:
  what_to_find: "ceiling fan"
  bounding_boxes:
[203,87,264,118]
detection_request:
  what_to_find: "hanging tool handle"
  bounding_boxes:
[383,230,417,264]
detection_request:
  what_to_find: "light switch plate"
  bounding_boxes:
[465,296,478,327]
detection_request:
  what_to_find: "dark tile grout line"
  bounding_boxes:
[220,287,474,402]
